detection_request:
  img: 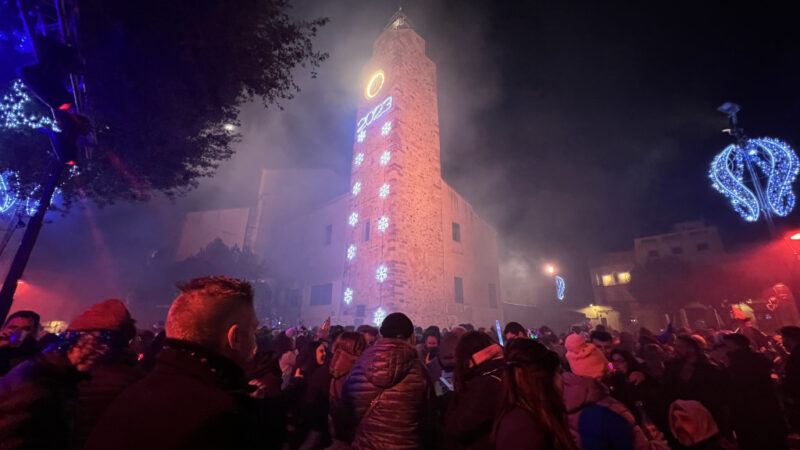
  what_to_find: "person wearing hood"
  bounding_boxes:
[563,334,654,450]
[444,331,504,449]
[669,400,724,449]
[329,331,366,443]
[336,312,433,449]
[0,299,135,449]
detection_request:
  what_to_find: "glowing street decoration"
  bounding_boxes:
[365,71,385,99]
[380,151,391,166]
[352,181,362,196]
[356,96,392,134]
[373,307,386,326]
[555,275,566,301]
[0,173,16,213]
[376,264,388,283]
[1,79,54,130]
[354,153,365,166]
[377,216,389,232]
[710,137,800,222]
[381,121,392,136]
[348,212,359,227]
[347,244,357,260]
[343,288,353,305]
[379,183,390,199]
[357,130,366,143]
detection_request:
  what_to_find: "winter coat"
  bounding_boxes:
[784,347,800,431]
[0,352,85,449]
[609,371,671,443]
[85,339,284,450]
[663,357,731,436]
[562,372,650,450]
[72,349,144,449]
[336,337,433,450]
[726,348,787,450]
[444,357,504,450]
[330,347,360,410]
[494,407,555,450]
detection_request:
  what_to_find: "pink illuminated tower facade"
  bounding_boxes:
[340,13,501,327]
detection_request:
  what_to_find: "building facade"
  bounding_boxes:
[177,14,502,328]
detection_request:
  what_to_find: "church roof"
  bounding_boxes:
[384,7,414,30]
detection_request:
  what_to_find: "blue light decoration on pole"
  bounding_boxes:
[709,103,800,233]
[555,275,566,301]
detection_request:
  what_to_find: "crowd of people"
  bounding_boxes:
[0,275,799,449]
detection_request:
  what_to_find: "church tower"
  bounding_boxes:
[342,11,447,326]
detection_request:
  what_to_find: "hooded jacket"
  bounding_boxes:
[444,357,504,449]
[562,372,649,450]
[337,337,432,450]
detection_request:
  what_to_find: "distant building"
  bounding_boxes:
[633,220,724,265]
[176,11,502,328]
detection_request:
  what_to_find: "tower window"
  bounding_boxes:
[671,247,683,255]
[452,222,461,242]
[310,283,333,306]
[488,283,498,308]
[647,250,660,258]
[325,225,332,245]
[454,277,464,304]
[364,219,371,242]
[697,242,709,251]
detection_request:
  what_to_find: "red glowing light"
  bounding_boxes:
[790,232,800,241]
[58,103,72,111]
[16,279,24,286]
[65,160,76,166]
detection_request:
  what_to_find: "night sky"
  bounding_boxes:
[2,0,800,317]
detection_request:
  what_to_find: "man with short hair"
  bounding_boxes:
[337,312,433,449]
[589,330,614,359]
[87,276,279,450]
[0,310,40,375]
[503,321,527,341]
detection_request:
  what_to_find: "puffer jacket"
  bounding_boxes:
[337,338,433,450]
[444,357,504,449]
[562,372,649,450]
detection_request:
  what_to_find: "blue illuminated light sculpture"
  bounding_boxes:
[0,174,17,214]
[555,275,566,301]
[1,79,54,130]
[709,103,800,229]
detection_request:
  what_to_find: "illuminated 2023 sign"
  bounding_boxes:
[356,96,392,135]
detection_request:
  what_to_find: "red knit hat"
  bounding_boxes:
[68,299,132,332]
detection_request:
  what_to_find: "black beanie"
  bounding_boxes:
[380,312,414,339]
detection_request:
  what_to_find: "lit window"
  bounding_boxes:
[380,151,391,166]
[352,181,362,196]
[347,244,357,260]
[354,153,364,166]
[379,183,390,199]
[357,130,366,142]
[348,212,359,227]
[343,287,353,305]
[381,121,392,136]
[376,264,388,282]
[601,274,616,286]
[617,272,631,284]
[377,216,389,232]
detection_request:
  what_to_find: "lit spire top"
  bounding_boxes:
[385,7,414,30]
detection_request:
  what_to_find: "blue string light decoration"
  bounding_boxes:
[0,173,17,214]
[709,137,800,222]
[1,79,54,130]
[555,275,566,301]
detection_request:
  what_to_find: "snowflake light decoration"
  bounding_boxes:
[381,121,392,136]
[709,137,800,222]
[357,130,366,143]
[354,153,365,166]
[348,212,359,227]
[0,173,16,214]
[555,276,566,301]
[373,307,386,326]
[352,181,362,196]
[376,264,388,283]
[343,288,353,305]
[377,216,389,232]
[347,244,357,260]
[379,183,390,199]
[1,79,54,130]
[380,151,391,166]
